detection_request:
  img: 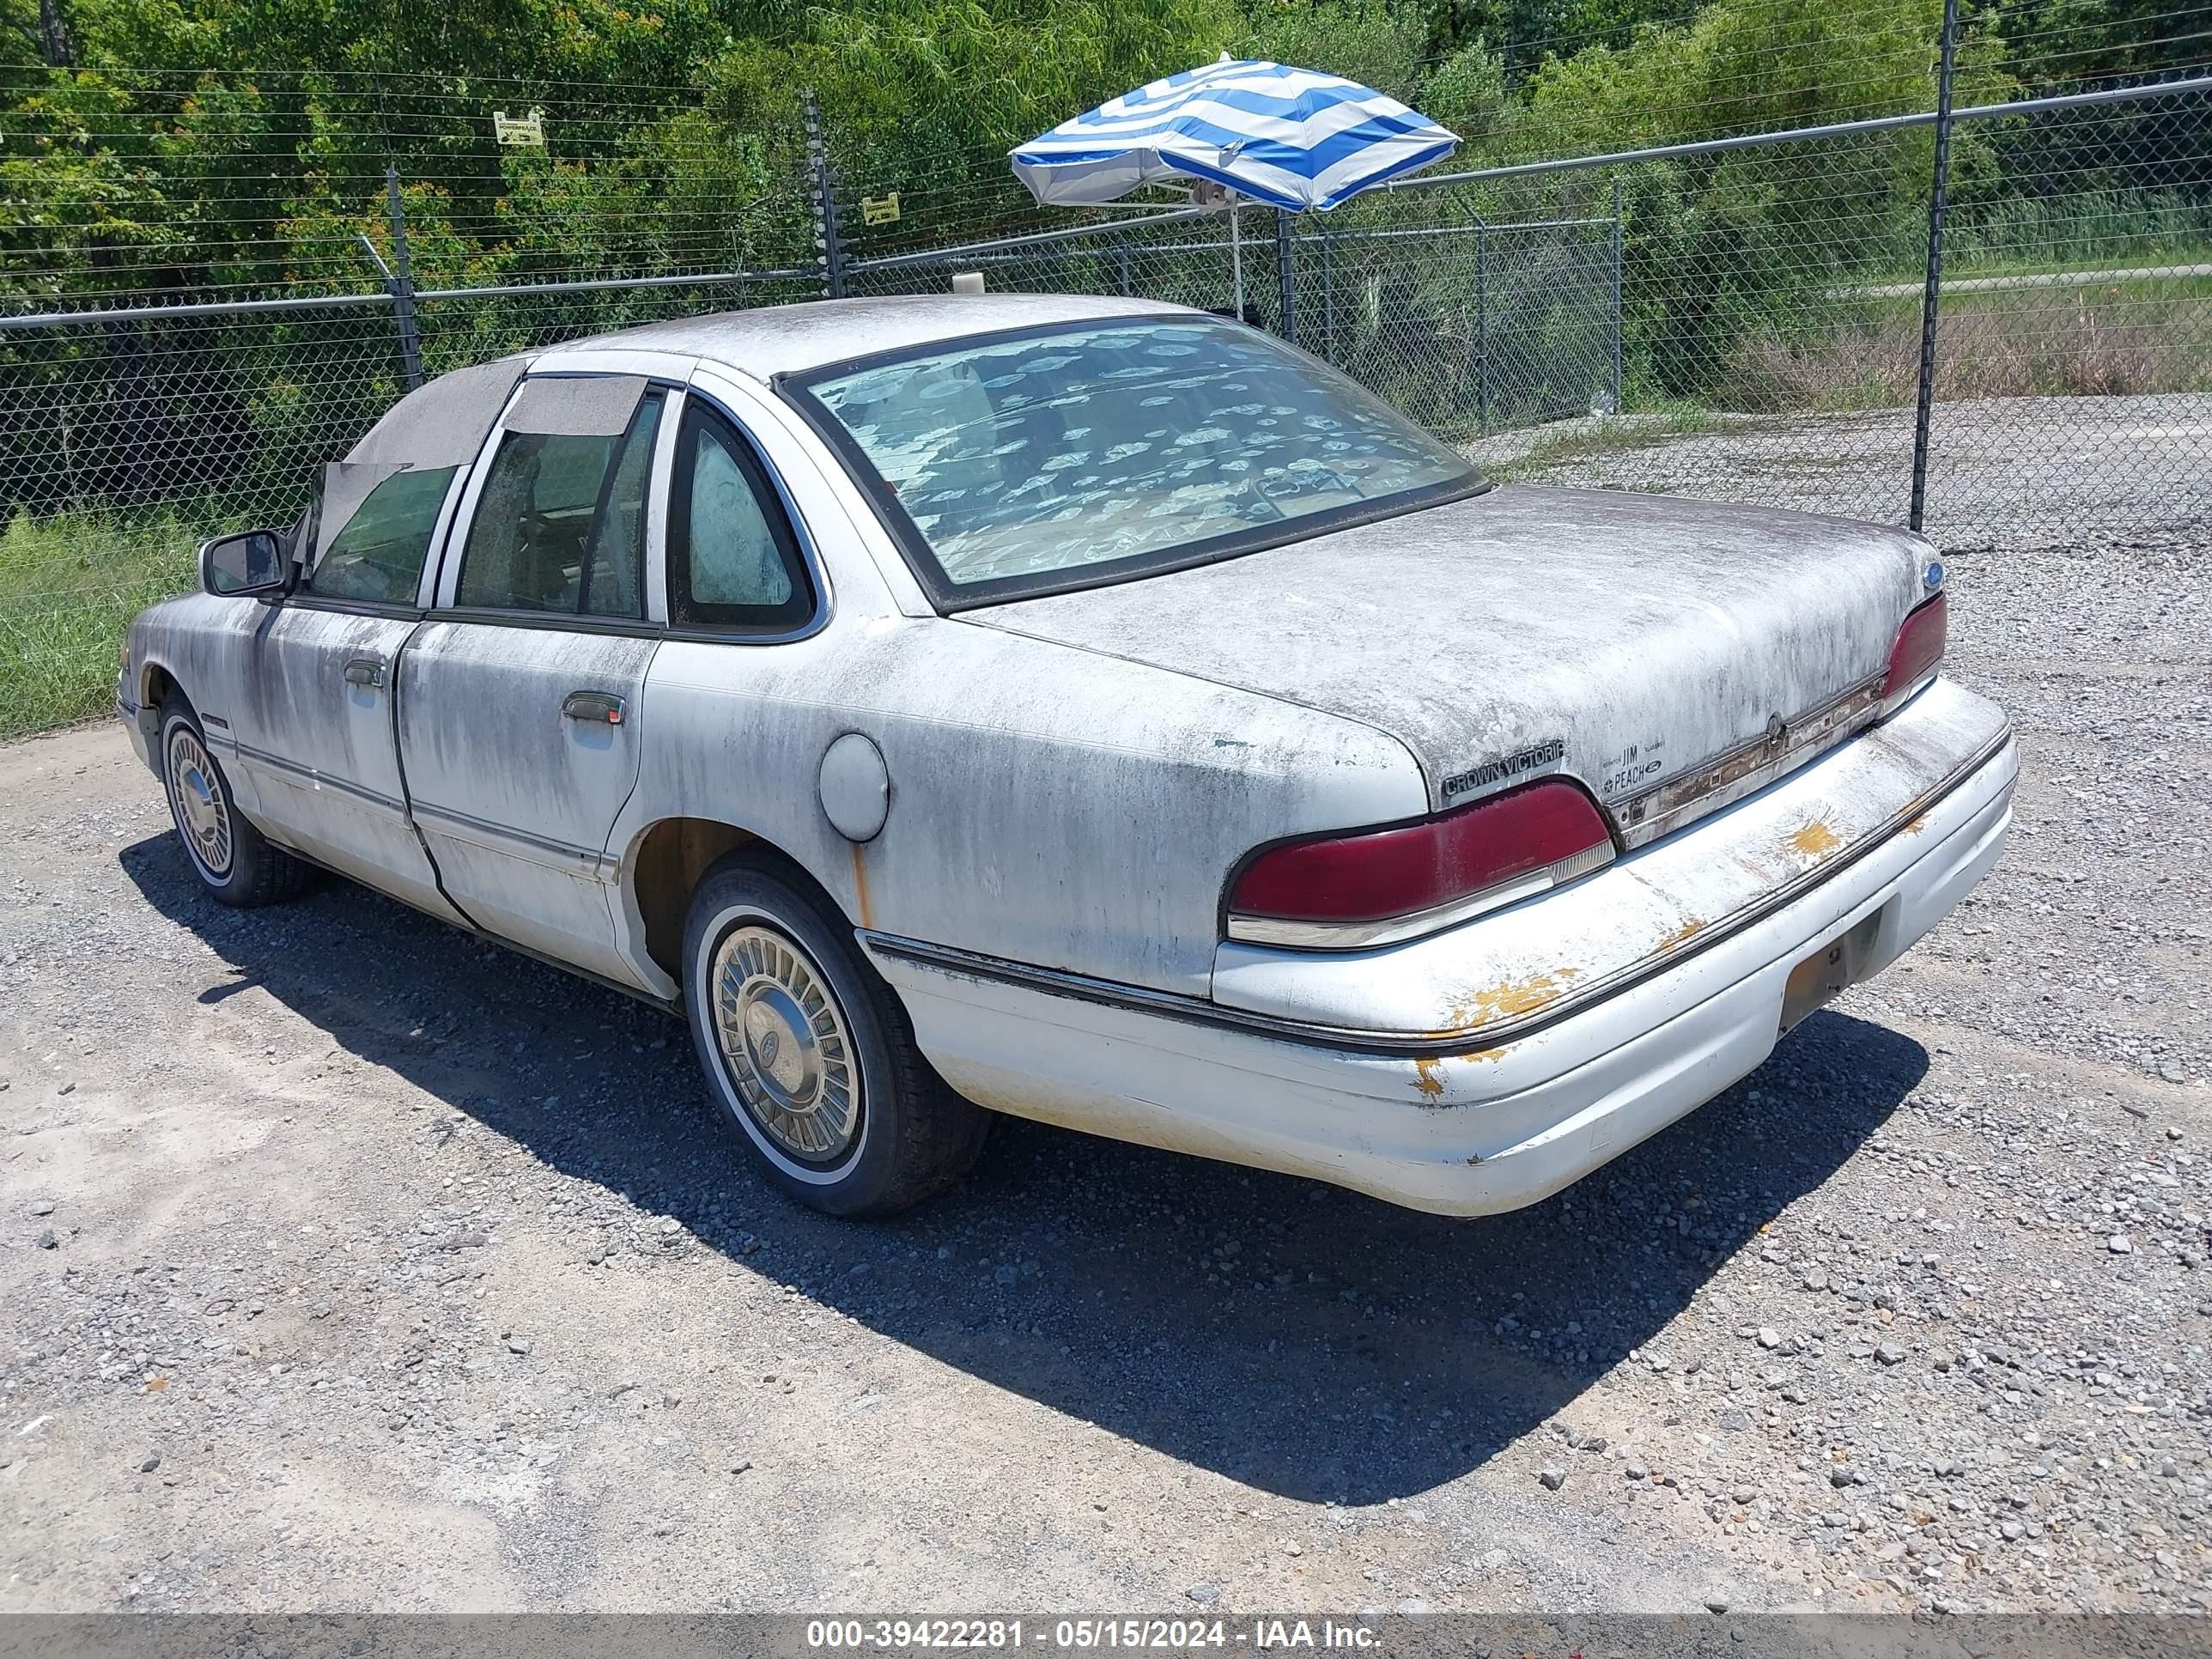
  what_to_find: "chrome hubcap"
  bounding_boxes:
[711,925,858,1162]
[166,726,233,879]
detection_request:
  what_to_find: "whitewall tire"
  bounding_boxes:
[681,854,988,1217]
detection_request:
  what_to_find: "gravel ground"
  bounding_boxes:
[1469,392,2212,547]
[1,484,2207,1615]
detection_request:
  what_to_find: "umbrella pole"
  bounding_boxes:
[1231,198,1245,319]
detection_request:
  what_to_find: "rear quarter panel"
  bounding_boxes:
[612,617,1428,998]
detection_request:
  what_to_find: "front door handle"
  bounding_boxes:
[343,657,386,688]
[562,690,626,726]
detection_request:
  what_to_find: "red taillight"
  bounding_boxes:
[1881,590,1946,713]
[1226,778,1615,949]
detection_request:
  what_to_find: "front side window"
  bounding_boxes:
[788,317,1480,605]
[665,405,814,631]
[455,387,664,617]
[306,465,456,605]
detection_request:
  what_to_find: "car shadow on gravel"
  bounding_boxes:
[124,835,1928,1505]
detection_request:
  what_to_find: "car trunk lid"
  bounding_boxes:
[969,484,1936,837]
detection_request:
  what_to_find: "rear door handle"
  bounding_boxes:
[343,657,386,688]
[562,690,626,726]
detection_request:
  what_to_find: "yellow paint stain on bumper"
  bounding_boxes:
[1790,818,1843,858]
[1435,966,1583,1035]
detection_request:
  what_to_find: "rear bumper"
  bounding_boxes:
[868,682,2015,1216]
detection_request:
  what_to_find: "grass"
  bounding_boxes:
[0,508,206,742]
[1718,271,2212,412]
[1942,191,2212,279]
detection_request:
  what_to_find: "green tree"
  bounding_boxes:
[1240,0,1432,98]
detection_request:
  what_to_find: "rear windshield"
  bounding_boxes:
[786,317,1480,605]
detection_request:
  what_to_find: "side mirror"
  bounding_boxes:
[199,530,289,599]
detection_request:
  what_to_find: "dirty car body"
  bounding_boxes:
[118,295,2015,1218]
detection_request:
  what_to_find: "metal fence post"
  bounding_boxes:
[1609,177,1624,416]
[1114,232,1131,297]
[1476,223,1489,438]
[802,89,848,300]
[1909,0,1960,533]
[1274,210,1297,343]
[383,166,422,390]
[1320,233,1334,362]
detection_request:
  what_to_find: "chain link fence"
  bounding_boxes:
[3,32,2209,737]
[0,67,827,733]
[1422,79,2212,543]
[842,207,1625,441]
[1292,215,1624,438]
[834,76,2210,540]
[0,295,403,733]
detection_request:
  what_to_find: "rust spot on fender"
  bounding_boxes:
[1790,819,1843,858]
[1654,916,1705,952]
[1903,813,1929,836]
[1465,1044,1509,1064]
[1412,1056,1446,1100]
[1437,967,1583,1032]
[849,842,874,932]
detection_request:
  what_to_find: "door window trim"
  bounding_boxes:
[421,370,833,646]
[643,387,685,625]
[661,385,833,646]
[273,461,472,622]
[433,373,680,632]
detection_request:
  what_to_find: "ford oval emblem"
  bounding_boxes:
[1924,560,1945,591]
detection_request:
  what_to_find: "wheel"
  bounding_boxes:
[157,695,314,908]
[681,854,988,1217]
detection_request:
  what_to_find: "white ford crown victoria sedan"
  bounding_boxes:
[118,294,2014,1218]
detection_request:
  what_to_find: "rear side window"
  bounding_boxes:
[307,465,456,606]
[455,387,664,618]
[666,405,814,631]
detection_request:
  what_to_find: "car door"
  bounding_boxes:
[397,373,673,987]
[218,462,470,924]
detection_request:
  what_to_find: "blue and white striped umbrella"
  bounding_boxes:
[1011,57,1459,214]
